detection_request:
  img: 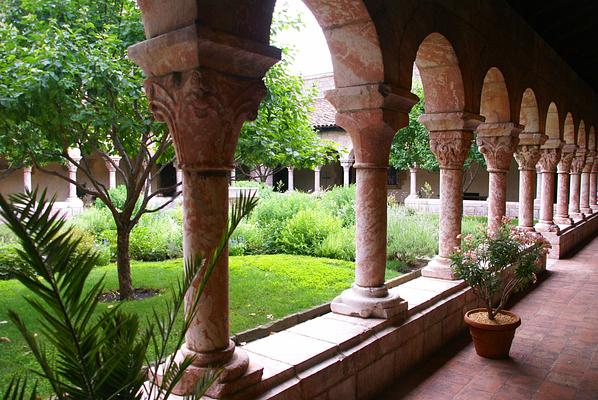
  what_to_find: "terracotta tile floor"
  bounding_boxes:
[379,237,598,400]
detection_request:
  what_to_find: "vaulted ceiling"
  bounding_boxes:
[507,0,598,94]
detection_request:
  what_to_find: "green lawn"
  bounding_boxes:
[0,254,399,394]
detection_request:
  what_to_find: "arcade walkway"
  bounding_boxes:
[379,237,598,399]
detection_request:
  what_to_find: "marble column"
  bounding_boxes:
[554,145,576,226]
[104,156,121,190]
[230,168,236,184]
[406,166,419,199]
[327,83,417,320]
[591,158,598,212]
[580,152,595,215]
[569,151,585,221]
[420,112,483,279]
[535,166,542,201]
[314,165,321,193]
[535,145,561,232]
[476,122,521,233]
[341,159,352,187]
[23,166,32,192]
[287,166,294,192]
[130,24,279,396]
[514,133,546,231]
[174,160,183,187]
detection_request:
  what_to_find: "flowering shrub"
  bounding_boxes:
[450,217,550,320]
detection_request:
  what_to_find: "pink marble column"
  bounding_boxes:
[535,147,561,232]
[406,166,419,199]
[130,22,279,395]
[591,158,598,212]
[327,84,417,320]
[535,166,542,205]
[419,112,482,279]
[580,152,595,214]
[569,151,585,221]
[66,158,83,207]
[554,145,576,226]
[476,123,521,233]
[514,133,546,230]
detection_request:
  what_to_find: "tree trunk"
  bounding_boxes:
[116,227,134,300]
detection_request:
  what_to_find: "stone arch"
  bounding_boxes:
[578,120,587,149]
[480,67,511,123]
[589,126,596,151]
[301,0,384,88]
[413,33,466,113]
[563,112,575,144]
[519,88,540,132]
[545,102,560,140]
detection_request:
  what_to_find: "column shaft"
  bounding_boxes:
[314,166,321,193]
[569,153,585,220]
[514,141,544,231]
[23,167,32,192]
[407,166,418,198]
[354,167,388,287]
[581,153,594,214]
[535,148,560,232]
[591,161,598,211]
[287,167,294,192]
[518,169,534,228]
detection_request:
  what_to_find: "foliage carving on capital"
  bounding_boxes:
[583,152,595,173]
[537,149,560,173]
[476,135,519,172]
[144,68,266,170]
[429,132,473,169]
[514,145,542,171]
[570,154,585,174]
[557,151,575,174]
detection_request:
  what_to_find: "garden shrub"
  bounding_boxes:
[0,223,16,244]
[93,184,141,214]
[129,213,183,261]
[278,208,342,256]
[230,221,268,256]
[70,206,115,236]
[316,226,355,261]
[387,206,438,267]
[319,185,356,227]
[0,243,32,279]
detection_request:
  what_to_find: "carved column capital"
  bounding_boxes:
[557,151,575,173]
[145,68,266,171]
[570,152,586,174]
[537,148,561,173]
[476,135,519,173]
[429,131,473,170]
[326,84,417,167]
[514,145,542,171]
[583,151,595,173]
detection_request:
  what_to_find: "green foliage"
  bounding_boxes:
[390,84,438,171]
[316,227,356,261]
[278,209,342,256]
[450,218,550,320]
[387,207,438,268]
[318,185,356,227]
[0,243,32,280]
[0,189,258,399]
[69,207,115,236]
[129,215,183,261]
[94,185,141,214]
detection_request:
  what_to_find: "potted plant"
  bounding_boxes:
[450,218,550,358]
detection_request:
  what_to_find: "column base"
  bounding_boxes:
[421,256,457,280]
[554,216,574,226]
[149,341,263,398]
[515,226,535,232]
[581,207,593,215]
[591,204,598,212]
[534,221,560,233]
[331,283,407,320]
[66,197,84,207]
[570,212,586,222]
[405,194,419,201]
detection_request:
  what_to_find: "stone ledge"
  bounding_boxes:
[225,276,471,400]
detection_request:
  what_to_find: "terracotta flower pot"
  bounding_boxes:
[464,308,521,359]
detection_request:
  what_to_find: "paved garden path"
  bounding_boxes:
[379,236,598,399]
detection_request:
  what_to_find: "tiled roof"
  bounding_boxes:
[310,97,337,128]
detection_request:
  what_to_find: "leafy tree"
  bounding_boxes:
[390,82,486,191]
[0,0,177,299]
[235,5,337,182]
